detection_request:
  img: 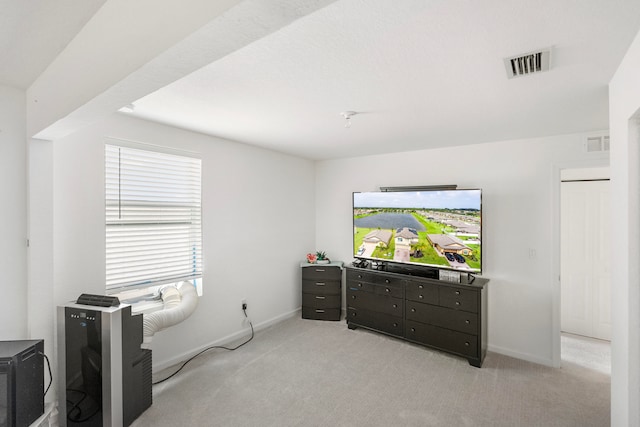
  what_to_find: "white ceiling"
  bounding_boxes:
[0,0,106,89]
[4,0,640,160]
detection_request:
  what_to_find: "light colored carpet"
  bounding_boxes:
[133,316,610,427]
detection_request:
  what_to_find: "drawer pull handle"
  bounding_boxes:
[411,308,416,312]
[411,328,416,332]
[455,290,461,295]
[464,342,470,346]
[418,285,423,289]
[465,320,470,324]
[385,288,390,293]
[385,279,390,284]
[358,283,363,287]
[358,274,363,279]
[351,295,356,299]
[315,296,326,300]
[419,295,424,299]
[316,309,325,313]
[316,282,326,286]
[316,269,326,272]
[393,304,397,308]
[456,301,461,306]
[393,323,398,327]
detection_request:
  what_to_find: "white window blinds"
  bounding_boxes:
[105,143,202,292]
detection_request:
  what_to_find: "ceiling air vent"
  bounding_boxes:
[585,136,610,153]
[504,49,551,79]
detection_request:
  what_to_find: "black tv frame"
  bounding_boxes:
[352,185,483,276]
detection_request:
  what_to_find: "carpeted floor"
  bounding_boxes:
[133,316,610,427]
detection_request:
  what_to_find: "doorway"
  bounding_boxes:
[559,167,611,371]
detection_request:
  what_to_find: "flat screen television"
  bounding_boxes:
[353,189,482,274]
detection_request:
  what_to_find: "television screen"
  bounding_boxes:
[353,189,482,273]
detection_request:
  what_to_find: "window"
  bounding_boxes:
[105,142,202,293]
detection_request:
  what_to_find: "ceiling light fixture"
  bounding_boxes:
[340,111,357,128]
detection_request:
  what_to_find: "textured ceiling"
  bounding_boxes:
[122,0,640,159]
[4,0,640,160]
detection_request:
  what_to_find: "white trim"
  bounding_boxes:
[551,158,610,368]
[487,344,554,367]
[150,308,301,373]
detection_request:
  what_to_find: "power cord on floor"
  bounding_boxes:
[39,352,53,396]
[152,307,254,385]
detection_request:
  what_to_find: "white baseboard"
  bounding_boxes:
[152,308,301,372]
[251,307,300,332]
[153,311,557,373]
[488,344,554,367]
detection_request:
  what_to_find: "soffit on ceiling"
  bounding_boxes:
[0,0,106,89]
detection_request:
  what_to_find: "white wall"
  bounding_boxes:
[609,28,640,427]
[28,138,54,374]
[315,133,608,365]
[0,84,27,339]
[46,113,316,368]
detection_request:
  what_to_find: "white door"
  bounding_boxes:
[561,180,611,340]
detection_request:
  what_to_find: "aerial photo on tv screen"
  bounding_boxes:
[353,190,481,272]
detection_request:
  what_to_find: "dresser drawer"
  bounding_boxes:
[347,307,403,337]
[302,279,341,295]
[347,269,403,286]
[346,268,379,283]
[405,281,438,304]
[346,274,403,298]
[405,320,478,358]
[346,281,403,298]
[347,291,402,317]
[406,301,478,335]
[302,266,342,281]
[302,307,341,321]
[302,293,341,309]
[439,287,478,312]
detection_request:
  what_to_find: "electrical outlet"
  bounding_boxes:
[241,299,247,310]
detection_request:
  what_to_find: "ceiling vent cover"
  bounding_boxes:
[504,49,551,79]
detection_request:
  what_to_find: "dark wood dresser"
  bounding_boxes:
[346,265,488,367]
[301,261,343,321]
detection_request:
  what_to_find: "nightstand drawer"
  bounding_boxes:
[302,279,341,295]
[302,293,341,309]
[406,301,478,335]
[302,307,340,321]
[439,287,478,312]
[302,266,342,281]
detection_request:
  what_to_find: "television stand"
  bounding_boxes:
[345,265,489,367]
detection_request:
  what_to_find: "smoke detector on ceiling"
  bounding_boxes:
[340,111,358,128]
[504,48,552,79]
